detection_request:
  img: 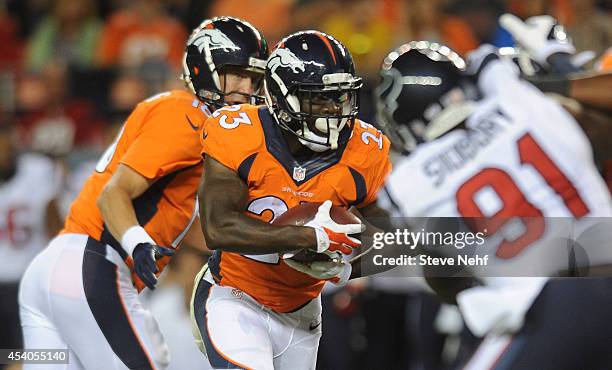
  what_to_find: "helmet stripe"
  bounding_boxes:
[239,18,264,49]
[315,32,337,65]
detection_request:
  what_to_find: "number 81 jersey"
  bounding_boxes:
[201,104,391,313]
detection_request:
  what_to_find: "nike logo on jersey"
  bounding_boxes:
[186,115,199,131]
[309,321,321,331]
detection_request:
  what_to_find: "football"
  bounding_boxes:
[272,202,361,263]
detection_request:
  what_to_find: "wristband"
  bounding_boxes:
[534,42,575,66]
[121,226,155,256]
[547,53,583,74]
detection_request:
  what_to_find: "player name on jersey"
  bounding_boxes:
[423,107,509,188]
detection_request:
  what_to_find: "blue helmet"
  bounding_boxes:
[376,41,475,153]
[264,31,362,152]
[182,16,269,110]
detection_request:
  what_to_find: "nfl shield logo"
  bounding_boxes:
[293,166,306,181]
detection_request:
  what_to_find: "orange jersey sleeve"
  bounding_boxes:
[120,92,207,180]
[200,104,265,171]
[63,90,207,250]
[344,120,392,207]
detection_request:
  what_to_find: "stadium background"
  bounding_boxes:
[0,0,610,369]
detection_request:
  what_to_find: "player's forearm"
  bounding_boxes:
[529,71,612,112]
[97,185,141,244]
[569,72,612,112]
[203,211,317,254]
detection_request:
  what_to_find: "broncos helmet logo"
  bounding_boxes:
[189,28,241,53]
[267,48,307,74]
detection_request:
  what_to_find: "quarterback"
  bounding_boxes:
[18,17,268,370]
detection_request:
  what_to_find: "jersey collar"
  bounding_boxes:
[258,106,350,186]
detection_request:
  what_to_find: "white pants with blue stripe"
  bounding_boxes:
[190,265,322,370]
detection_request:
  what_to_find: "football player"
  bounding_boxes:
[191,31,392,370]
[0,117,62,361]
[18,17,268,370]
[376,41,612,369]
[499,13,612,192]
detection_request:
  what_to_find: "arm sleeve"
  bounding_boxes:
[479,59,550,103]
[200,106,263,172]
[361,135,393,207]
[478,59,523,97]
[200,118,238,171]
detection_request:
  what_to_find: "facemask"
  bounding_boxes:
[297,126,329,152]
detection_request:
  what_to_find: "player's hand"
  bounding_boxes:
[465,44,500,79]
[305,200,363,255]
[284,257,352,285]
[132,243,175,290]
[500,13,575,66]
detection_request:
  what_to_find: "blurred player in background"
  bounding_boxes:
[18,16,267,370]
[376,37,612,369]
[192,30,391,370]
[0,117,62,369]
[498,13,612,192]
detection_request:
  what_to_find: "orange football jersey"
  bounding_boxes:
[201,104,391,312]
[63,90,211,289]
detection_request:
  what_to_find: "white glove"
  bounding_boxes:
[302,200,363,255]
[500,14,575,67]
[283,257,352,285]
[464,44,500,77]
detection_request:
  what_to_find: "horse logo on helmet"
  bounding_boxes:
[267,48,307,74]
[190,28,241,53]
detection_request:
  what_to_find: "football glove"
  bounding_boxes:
[500,13,575,67]
[464,44,500,79]
[283,257,352,285]
[304,200,363,255]
[132,243,175,290]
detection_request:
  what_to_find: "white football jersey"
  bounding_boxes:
[0,153,61,282]
[380,60,612,279]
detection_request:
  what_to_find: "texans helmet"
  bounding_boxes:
[182,16,268,109]
[264,31,362,152]
[376,41,476,154]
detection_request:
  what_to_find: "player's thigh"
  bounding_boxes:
[192,278,274,370]
[272,328,321,370]
[272,297,322,370]
[20,235,129,370]
[22,234,168,370]
[464,278,612,370]
[21,326,84,370]
[0,282,23,350]
[19,234,78,348]
[61,237,169,370]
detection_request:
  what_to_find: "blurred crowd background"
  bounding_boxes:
[1,0,611,167]
[1,0,611,161]
[0,0,610,369]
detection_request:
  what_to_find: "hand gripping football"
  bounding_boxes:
[272,202,362,264]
